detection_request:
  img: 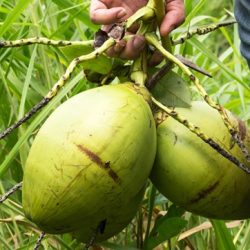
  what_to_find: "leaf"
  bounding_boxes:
[166,203,186,218]
[144,204,187,250]
[0,0,32,37]
[145,217,187,250]
[211,220,237,250]
[189,38,250,91]
[51,0,97,31]
[60,44,113,74]
[151,70,192,108]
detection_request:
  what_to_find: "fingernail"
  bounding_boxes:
[116,9,127,19]
[133,37,145,50]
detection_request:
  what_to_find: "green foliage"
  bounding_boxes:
[151,70,192,108]
[211,220,236,250]
[145,205,187,250]
[0,0,249,249]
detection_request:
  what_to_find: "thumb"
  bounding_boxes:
[160,0,185,36]
[90,1,127,25]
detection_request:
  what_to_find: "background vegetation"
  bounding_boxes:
[0,0,249,249]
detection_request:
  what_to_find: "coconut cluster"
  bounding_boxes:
[22,83,250,243]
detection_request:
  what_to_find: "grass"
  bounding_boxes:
[0,0,250,249]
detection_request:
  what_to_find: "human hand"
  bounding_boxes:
[90,0,185,60]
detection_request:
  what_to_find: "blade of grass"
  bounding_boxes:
[188,37,250,91]
[51,0,97,31]
[0,0,32,37]
[211,220,236,250]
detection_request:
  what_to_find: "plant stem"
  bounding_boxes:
[0,37,93,48]
[147,0,172,52]
[126,7,155,29]
[34,232,45,250]
[172,20,236,45]
[131,51,148,86]
[0,182,23,203]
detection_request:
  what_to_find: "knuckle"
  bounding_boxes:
[90,12,99,24]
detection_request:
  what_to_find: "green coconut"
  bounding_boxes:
[22,83,156,233]
[72,185,145,243]
[151,101,250,219]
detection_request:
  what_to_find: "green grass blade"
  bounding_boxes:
[51,0,97,31]
[0,0,32,37]
[211,220,236,250]
[18,45,37,119]
[188,38,250,91]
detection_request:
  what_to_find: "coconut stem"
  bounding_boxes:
[172,20,236,45]
[126,6,155,29]
[146,33,250,163]
[0,38,115,140]
[0,182,23,203]
[152,97,250,174]
[148,0,172,52]
[131,51,148,86]
[0,37,93,48]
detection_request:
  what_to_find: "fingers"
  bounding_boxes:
[148,51,164,67]
[106,40,126,57]
[160,0,185,36]
[90,0,127,25]
[106,35,146,60]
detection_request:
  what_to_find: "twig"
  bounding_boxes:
[172,20,236,45]
[33,231,46,250]
[152,97,250,174]
[0,37,93,48]
[146,33,250,164]
[0,38,115,140]
[0,98,50,140]
[0,182,23,203]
